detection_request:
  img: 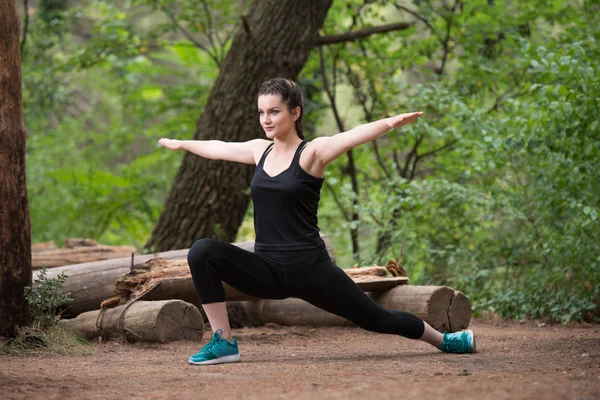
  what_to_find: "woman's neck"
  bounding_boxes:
[272,132,302,153]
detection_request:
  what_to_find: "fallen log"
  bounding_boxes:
[112,258,408,305]
[63,238,100,247]
[109,258,473,332]
[37,249,190,317]
[32,241,58,253]
[33,245,137,269]
[39,233,335,317]
[235,286,471,333]
[371,285,465,333]
[240,298,350,327]
[58,300,204,343]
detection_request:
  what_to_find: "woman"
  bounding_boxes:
[158,78,476,365]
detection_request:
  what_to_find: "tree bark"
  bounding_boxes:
[0,0,31,338]
[145,0,333,251]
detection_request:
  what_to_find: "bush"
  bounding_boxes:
[23,268,73,330]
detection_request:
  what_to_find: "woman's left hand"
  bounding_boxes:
[387,112,423,129]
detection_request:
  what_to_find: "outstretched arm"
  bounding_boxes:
[312,112,423,166]
[157,138,270,164]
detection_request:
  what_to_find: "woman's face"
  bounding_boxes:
[257,94,298,139]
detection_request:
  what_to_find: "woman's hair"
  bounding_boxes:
[258,78,304,139]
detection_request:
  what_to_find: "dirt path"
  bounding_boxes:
[1,319,599,399]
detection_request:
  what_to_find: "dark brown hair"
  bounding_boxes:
[258,78,304,139]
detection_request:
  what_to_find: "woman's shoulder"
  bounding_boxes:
[299,138,326,179]
[251,139,274,164]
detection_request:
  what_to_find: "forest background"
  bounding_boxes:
[19,0,599,323]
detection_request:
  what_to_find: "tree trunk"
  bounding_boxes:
[0,0,31,338]
[145,0,333,251]
[59,300,204,343]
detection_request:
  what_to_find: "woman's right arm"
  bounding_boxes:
[157,138,271,165]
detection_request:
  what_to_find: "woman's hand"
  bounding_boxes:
[158,138,183,150]
[387,112,423,129]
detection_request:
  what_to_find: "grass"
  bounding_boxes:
[0,325,94,356]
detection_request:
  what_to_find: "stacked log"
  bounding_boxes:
[112,258,408,306]
[36,249,190,317]
[108,258,469,332]
[38,233,335,317]
[32,238,137,269]
[51,233,472,340]
[58,300,204,343]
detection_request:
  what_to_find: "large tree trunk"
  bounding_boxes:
[0,0,31,338]
[145,0,333,251]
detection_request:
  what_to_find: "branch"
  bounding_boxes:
[401,135,423,178]
[417,139,458,159]
[392,150,403,176]
[371,139,392,180]
[318,46,346,132]
[436,0,461,75]
[394,3,436,34]
[405,137,456,180]
[324,182,351,221]
[157,2,221,67]
[342,49,392,180]
[200,0,219,60]
[316,22,413,46]
[350,0,378,30]
[486,65,530,113]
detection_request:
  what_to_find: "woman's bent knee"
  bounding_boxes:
[187,238,221,267]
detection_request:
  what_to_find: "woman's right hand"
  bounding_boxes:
[158,138,183,150]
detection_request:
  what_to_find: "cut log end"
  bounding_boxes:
[448,291,472,331]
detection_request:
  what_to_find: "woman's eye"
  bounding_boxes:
[271,111,279,115]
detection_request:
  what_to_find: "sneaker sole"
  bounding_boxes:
[467,329,476,353]
[188,354,241,365]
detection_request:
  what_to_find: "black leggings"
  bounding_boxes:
[187,238,425,339]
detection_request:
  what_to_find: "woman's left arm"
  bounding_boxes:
[313,112,423,166]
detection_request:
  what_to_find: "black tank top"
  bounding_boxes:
[250,140,325,251]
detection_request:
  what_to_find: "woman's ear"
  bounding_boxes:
[292,106,301,120]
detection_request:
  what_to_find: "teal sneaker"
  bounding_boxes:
[440,329,476,354]
[188,329,241,365]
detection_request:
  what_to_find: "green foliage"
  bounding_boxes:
[23,268,73,330]
[312,0,599,322]
[20,0,599,323]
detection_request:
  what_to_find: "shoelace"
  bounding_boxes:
[442,331,467,352]
[201,329,224,353]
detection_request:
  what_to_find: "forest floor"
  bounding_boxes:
[0,318,599,400]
